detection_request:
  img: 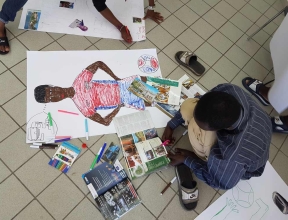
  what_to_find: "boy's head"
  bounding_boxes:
[34,85,66,103]
[194,91,242,131]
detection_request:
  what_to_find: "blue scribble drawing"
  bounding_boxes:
[138,54,159,74]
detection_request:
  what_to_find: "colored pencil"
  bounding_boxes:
[55,138,71,143]
[85,118,89,140]
[58,110,79,115]
[96,143,107,163]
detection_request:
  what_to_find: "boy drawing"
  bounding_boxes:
[34,61,146,126]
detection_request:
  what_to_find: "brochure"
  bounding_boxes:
[113,111,170,179]
[102,142,121,165]
[156,75,206,118]
[83,160,141,220]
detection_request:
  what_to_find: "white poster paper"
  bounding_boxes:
[26,49,171,143]
[19,0,146,41]
[195,162,288,220]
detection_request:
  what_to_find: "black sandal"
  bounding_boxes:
[175,163,198,210]
[175,51,205,76]
[271,116,288,134]
[0,28,10,55]
[242,77,270,106]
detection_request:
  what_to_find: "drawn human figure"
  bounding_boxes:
[210,198,239,220]
[250,199,269,220]
[34,61,147,126]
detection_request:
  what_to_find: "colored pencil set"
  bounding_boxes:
[48,142,81,173]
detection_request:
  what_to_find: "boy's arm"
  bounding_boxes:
[143,0,164,24]
[86,61,121,80]
[88,105,122,126]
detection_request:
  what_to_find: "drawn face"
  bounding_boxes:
[44,87,66,103]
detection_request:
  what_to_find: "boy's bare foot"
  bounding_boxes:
[120,26,132,43]
[0,22,10,54]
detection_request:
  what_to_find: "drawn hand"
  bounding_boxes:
[143,10,164,24]
[120,26,132,43]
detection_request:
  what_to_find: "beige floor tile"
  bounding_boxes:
[85,36,101,44]
[157,52,178,77]
[264,0,277,6]
[214,1,237,19]
[137,173,175,216]
[161,15,187,38]
[79,135,103,148]
[0,62,7,74]
[202,9,227,29]
[230,71,250,91]
[0,175,33,219]
[204,0,221,7]
[271,133,287,149]
[246,24,270,45]
[145,19,158,34]
[230,12,254,32]
[272,151,288,184]
[191,18,216,40]
[269,143,278,163]
[219,21,243,43]
[41,42,65,51]
[147,26,174,50]
[57,35,92,50]
[18,31,54,50]
[0,108,19,142]
[10,59,27,85]
[264,7,284,26]
[208,31,233,54]
[199,69,228,90]
[15,151,60,196]
[225,45,251,68]
[158,0,184,13]
[157,167,178,192]
[225,0,247,10]
[240,3,262,22]
[0,38,27,68]
[0,70,25,105]
[159,195,198,219]
[66,150,96,194]
[263,71,274,84]
[6,12,26,37]
[193,175,217,214]
[187,0,211,16]
[195,42,222,66]
[129,39,159,52]
[213,56,240,82]
[168,66,196,82]
[243,59,269,81]
[0,129,37,171]
[3,90,27,126]
[86,45,98,51]
[272,0,285,11]
[155,3,172,20]
[208,193,221,206]
[249,0,270,13]
[174,5,200,26]
[121,204,156,220]
[47,32,65,40]
[177,29,204,52]
[280,136,288,157]
[64,198,103,220]
[256,15,279,35]
[253,47,273,70]
[236,34,261,57]
[263,37,272,52]
[37,175,84,219]
[162,39,189,64]
[14,200,53,220]
[0,160,11,183]
[218,189,226,195]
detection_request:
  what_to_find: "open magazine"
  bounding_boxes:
[128,77,181,105]
[83,160,141,220]
[156,74,206,118]
[113,111,170,179]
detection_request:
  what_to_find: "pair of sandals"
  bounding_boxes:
[0,28,9,55]
[242,77,288,134]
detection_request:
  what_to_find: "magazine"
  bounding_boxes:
[102,142,121,165]
[113,111,170,179]
[156,75,206,118]
[83,160,141,220]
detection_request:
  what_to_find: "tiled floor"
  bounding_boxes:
[0,0,288,219]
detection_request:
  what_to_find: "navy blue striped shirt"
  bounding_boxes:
[168,84,272,190]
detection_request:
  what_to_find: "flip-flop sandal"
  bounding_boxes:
[271,116,288,134]
[175,51,205,76]
[0,28,9,55]
[242,77,270,106]
[175,163,198,210]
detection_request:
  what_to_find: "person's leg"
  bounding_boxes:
[0,0,28,52]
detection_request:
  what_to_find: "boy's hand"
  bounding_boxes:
[167,152,186,166]
[162,125,175,145]
[143,10,164,24]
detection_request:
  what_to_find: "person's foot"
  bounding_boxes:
[120,26,132,43]
[0,22,9,53]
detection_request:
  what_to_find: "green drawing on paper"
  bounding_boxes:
[250,199,269,220]
[210,198,239,220]
[232,181,254,208]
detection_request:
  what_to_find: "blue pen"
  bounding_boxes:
[55,138,71,143]
[96,142,107,163]
[85,118,89,140]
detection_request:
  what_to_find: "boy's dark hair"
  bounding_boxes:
[34,85,49,103]
[194,91,242,130]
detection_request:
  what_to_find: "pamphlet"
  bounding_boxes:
[113,111,170,179]
[102,142,121,165]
